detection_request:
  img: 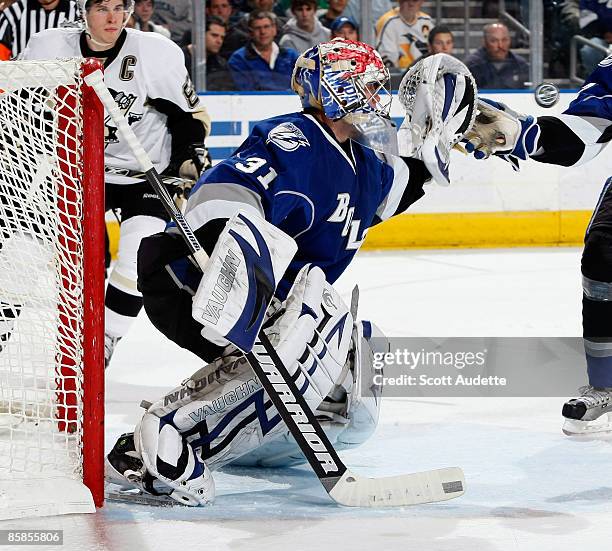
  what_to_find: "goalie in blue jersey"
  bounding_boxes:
[104,39,478,506]
[463,54,612,436]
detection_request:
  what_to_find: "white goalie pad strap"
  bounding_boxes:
[192,209,298,352]
[398,53,477,186]
[135,413,215,506]
[265,265,354,411]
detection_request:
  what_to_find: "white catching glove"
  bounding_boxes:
[397,53,477,186]
[264,264,354,411]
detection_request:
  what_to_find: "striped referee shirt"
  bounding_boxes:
[0,0,78,59]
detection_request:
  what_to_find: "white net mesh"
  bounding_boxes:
[0,60,86,486]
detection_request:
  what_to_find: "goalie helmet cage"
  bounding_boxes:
[0,58,105,519]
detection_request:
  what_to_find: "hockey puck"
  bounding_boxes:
[534,82,560,108]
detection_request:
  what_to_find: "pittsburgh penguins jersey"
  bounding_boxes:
[174,111,428,298]
[533,53,611,167]
[375,9,434,69]
[21,27,209,184]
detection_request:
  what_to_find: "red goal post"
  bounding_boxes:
[0,58,105,518]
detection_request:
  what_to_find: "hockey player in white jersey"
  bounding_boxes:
[103,44,478,506]
[19,0,211,366]
[463,54,612,436]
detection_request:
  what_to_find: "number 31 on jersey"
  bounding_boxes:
[235,157,278,189]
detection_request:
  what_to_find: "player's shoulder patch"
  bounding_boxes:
[266,122,310,152]
[599,53,612,68]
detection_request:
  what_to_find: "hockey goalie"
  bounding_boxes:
[105,41,477,506]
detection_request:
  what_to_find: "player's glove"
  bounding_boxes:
[178,142,212,180]
[463,98,540,171]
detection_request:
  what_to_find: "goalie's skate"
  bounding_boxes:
[562,386,612,436]
[105,433,174,499]
[105,432,147,490]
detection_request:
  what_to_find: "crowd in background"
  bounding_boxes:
[1,0,611,91]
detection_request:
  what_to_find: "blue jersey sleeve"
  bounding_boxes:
[533,56,611,166]
[565,54,612,121]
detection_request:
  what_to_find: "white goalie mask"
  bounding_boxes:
[77,0,134,46]
[397,54,477,186]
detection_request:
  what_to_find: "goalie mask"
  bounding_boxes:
[291,38,397,155]
[397,54,477,186]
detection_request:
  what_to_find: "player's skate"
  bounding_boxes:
[562,386,612,436]
[104,333,121,368]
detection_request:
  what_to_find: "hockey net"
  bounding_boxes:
[0,59,105,519]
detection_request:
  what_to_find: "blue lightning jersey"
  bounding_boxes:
[565,53,612,121]
[534,53,611,166]
[183,112,424,297]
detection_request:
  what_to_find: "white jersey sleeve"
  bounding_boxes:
[20,27,81,60]
[140,32,208,132]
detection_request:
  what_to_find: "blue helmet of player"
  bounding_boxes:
[292,38,397,154]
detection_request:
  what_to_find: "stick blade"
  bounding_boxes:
[327,467,465,507]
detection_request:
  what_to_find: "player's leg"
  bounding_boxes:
[232,319,387,468]
[106,266,364,504]
[104,182,171,367]
[136,227,227,362]
[563,177,612,435]
[0,233,53,352]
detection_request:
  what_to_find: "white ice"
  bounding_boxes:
[4,247,612,551]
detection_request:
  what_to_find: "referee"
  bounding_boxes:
[0,0,78,60]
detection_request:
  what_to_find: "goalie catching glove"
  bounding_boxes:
[397,53,477,186]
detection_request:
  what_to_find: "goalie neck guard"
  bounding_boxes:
[397,53,477,186]
[291,38,398,155]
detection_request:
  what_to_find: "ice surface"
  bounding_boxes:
[3,248,611,551]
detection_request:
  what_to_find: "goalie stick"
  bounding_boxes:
[85,70,465,507]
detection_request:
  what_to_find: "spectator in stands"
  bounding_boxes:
[207,0,250,60]
[133,0,171,38]
[279,0,330,54]
[228,10,299,91]
[232,0,288,38]
[1,0,78,60]
[152,0,191,44]
[465,22,529,89]
[578,0,612,74]
[330,15,358,41]
[183,15,234,91]
[376,0,434,69]
[428,25,454,55]
[319,0,348,29]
